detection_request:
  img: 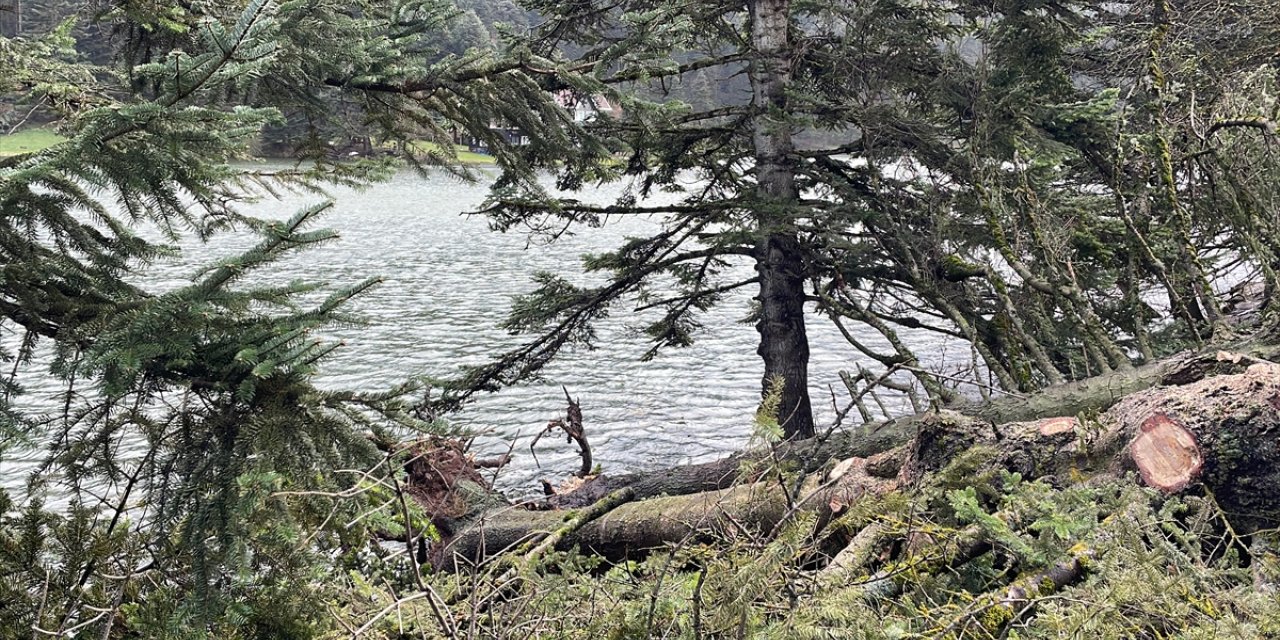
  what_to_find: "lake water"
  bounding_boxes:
[2,168,962,496]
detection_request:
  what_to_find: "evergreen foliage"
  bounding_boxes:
[2,0,1279,635]
[325,463,1280,639]
[0,0,585,634]
[461,0,1280,430]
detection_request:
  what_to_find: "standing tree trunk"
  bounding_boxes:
[749,0,814,439]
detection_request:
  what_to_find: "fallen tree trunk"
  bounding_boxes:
[544,342,1280,508]
[434,359,1280,569]
[434,484,793,571]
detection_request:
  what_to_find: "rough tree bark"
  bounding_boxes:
[431,352,1280,570]
[749,0,815,439]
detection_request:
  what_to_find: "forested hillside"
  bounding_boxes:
[2,0,1279,637]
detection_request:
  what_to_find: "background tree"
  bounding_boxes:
[815,0,1280,395]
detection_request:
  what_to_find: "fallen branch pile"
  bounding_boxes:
[371,343,1280,638]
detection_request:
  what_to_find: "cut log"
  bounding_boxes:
[1129,413,1203,492]
[907,362,1280,532]
[1103,361,1280,529]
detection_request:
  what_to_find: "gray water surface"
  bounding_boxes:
[3,169,962,495]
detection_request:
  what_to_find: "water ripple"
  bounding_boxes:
[2,169,960,497]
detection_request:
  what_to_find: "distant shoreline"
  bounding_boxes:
[0,128,500,166]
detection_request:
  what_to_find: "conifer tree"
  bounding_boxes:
[456,0,959,437]
[458,0,1280,427]
[0,0,587,634]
